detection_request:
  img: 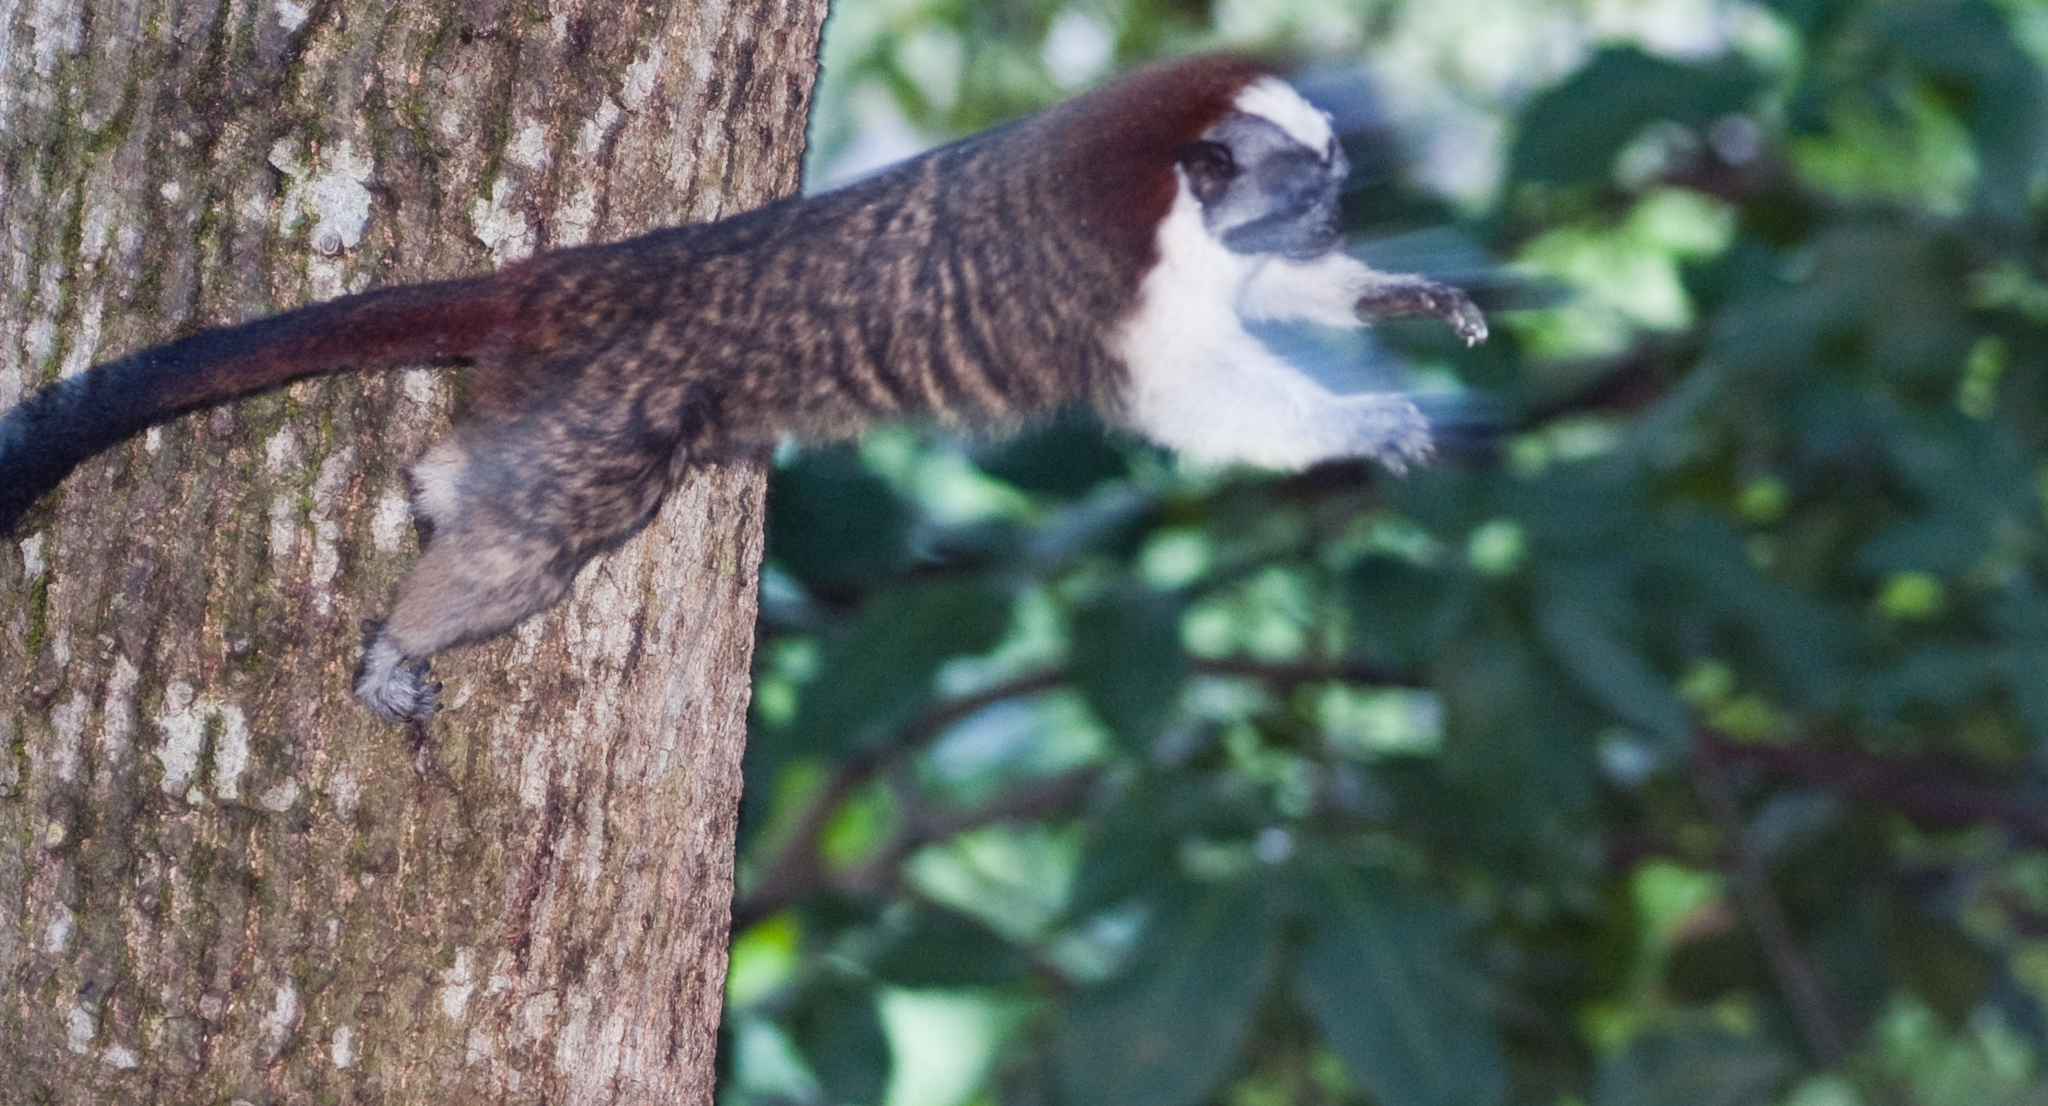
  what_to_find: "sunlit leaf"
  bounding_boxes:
[1874,0,2048,224]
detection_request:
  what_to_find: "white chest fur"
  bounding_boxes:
[1114,181,1433,472]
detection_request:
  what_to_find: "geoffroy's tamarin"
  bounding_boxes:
[0,53,1486,722]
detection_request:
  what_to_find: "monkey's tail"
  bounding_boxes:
[0,274,522,535]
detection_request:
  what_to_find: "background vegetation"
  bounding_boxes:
[723,2,2048,1105]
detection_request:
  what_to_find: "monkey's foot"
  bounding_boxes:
[1340,393,1435,474]
[354,623,444,723]
[1357,278,1489,347]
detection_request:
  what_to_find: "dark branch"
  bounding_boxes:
[1697,730,2048,849]
[1191,655,1425,689]
[1690,734,1850,1067]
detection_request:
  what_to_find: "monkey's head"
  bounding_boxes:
[1177,78,1347,261]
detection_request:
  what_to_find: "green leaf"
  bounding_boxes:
[2001,644,2048,751]
[866,907,1032,988]
[1885,898,1995,1025]
[1535,581,1688,745]
[1593,1022,1788,1106]
[1512,48,1764,187]
[1856,511,1985,576]
[1066,778,1182,919]
[786,976,891,1106]
[1662,510,1858,709]
[786,577,1012,756]
[1875,0,2048,225]
[1070,583,1187,750]
[1435,631,1603,821]
[973,413,1136,497]
[1295,869,1506,1106]
[1055,879,1279,1106]
[1345,556,1459,670]
[770,446,914,593]
[1860,644,1999,725]
[1761,0,1853,35]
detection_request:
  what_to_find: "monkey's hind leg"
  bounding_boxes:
[353,518,585,722]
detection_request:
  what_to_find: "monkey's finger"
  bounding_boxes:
[1447,297,1489,347]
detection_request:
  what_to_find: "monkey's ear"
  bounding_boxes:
[1179,140,1237,205]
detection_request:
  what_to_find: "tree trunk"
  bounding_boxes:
[0,0,824,1100]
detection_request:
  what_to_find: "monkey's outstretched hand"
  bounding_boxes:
[1355,276,1490,347]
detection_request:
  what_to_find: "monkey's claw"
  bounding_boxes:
[1357,278,1489,347]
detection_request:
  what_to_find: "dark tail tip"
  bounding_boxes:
[0,442,78,537]
[0,494,35,536]
[0,374,116,536]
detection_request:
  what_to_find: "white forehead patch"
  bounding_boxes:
[1232,77,1333,151]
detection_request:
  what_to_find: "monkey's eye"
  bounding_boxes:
[1180,140,1238,204]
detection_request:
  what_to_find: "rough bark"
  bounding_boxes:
[0,0,825,1100]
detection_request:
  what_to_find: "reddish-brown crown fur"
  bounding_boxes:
[1041,53,1273,280]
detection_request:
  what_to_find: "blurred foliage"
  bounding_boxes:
[731,2,2048,1106]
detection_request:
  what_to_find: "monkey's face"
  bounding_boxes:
[1179,107,1347,262]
